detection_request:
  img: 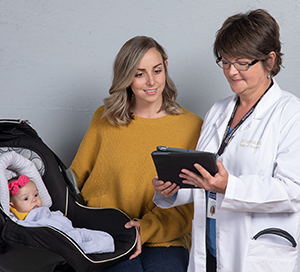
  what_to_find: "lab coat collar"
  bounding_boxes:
[215,96,237,142]
[252,79,281,119]
[215,79,281,139]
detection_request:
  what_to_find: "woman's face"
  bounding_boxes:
[10,180,42,213]
[222,56,270,98]
[130,48,167,109]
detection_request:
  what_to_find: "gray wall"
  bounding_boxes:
[1,0,299,166]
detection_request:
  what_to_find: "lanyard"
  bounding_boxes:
[217,80,273,156]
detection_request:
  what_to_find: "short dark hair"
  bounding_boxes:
[213,9,283,76]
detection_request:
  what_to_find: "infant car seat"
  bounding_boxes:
[0,119,137,272]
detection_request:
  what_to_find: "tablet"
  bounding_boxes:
[151,146,218,188]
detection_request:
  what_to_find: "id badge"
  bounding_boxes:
[207,191,216,219]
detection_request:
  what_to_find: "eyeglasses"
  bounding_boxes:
[216,58,259,71]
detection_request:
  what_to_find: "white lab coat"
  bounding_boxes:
[154,80,300,272]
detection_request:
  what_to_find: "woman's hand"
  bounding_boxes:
[125,220,142,259]
[179,160,228,194]
[152,176,180,198]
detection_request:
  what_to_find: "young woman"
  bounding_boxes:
[70,36,203,272]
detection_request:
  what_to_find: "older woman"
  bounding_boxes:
[153,9,300,272]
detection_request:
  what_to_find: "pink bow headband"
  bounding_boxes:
[8,175,30,195]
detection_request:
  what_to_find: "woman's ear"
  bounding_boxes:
[267,51,276,71]
[164,59,168,68]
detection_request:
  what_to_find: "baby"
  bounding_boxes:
[9,175,115,254]
[9,175,42,220]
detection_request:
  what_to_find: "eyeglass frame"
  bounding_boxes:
[216,57,259,71]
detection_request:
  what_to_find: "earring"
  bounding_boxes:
[267,74,271,79]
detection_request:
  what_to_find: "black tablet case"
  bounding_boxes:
[151,147,218,188]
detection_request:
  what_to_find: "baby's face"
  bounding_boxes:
[10,180,42,213]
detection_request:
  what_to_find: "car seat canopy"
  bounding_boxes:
[0,151,52,215]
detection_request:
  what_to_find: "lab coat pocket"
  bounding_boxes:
[245,228,298,272]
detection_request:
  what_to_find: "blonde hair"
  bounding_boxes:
[102,36,183,126]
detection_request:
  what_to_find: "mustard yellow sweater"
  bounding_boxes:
[70,105,203,249]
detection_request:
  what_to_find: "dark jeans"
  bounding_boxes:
[99,246,189,272]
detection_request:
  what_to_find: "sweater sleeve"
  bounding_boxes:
[70,107,103,190]
[137,198,194,247]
